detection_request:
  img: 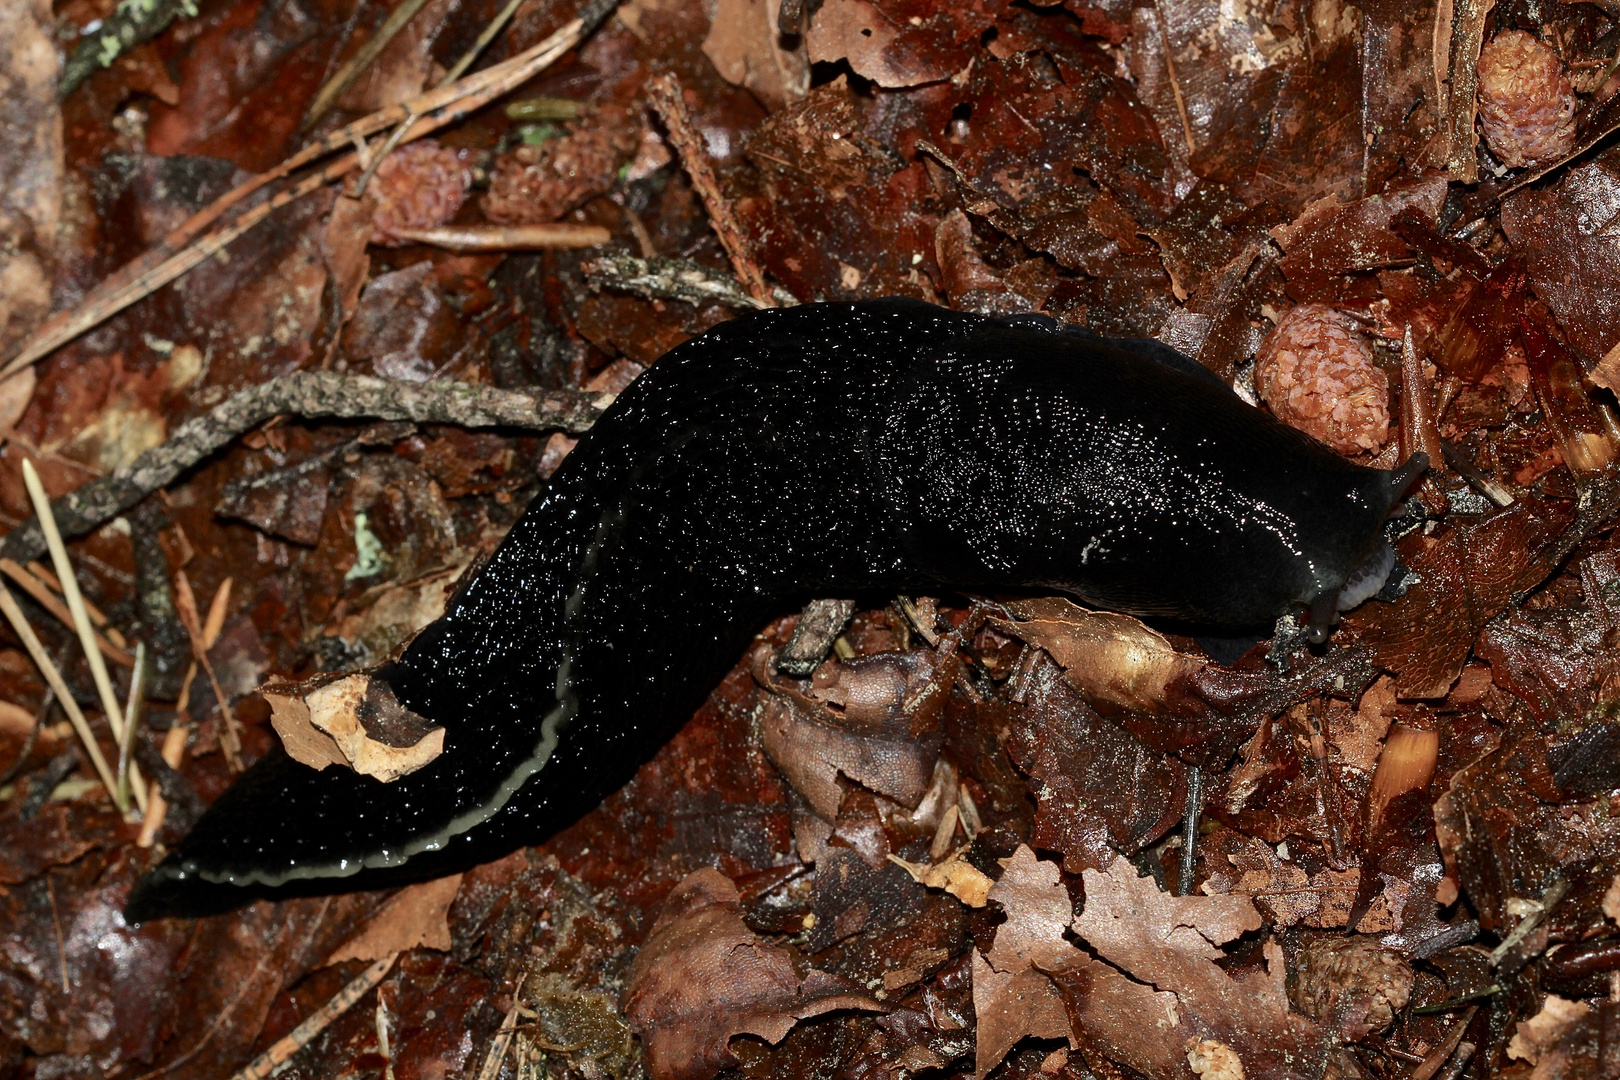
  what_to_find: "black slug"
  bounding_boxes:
[125,298,1422,920]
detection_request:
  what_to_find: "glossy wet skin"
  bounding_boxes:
[126,298,1412,920]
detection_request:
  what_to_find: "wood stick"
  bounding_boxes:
[646,72,776,307]
[1,373,611,563]
[229,954,400,1080]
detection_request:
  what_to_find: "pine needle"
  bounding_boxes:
[21,460,147,812]
[0,584,123,813]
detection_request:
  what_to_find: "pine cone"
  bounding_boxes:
[1255,304,1391,456]
[1477,31,1577,169]
[482,104,642,226]
[369,140,469,246]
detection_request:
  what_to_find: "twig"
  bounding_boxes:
[1410,1005,1478,1080]
[135,720,190,848]
[5,0,622,377]
[0,558,134,667]
[46,871,69,994]
[388,223,612,250]
[60,0,196,96]
[116,643,147,810]
[646,72,777,307]
[1178,764,1204,896]
[1153,1,1195,155]
[21,461,147,813]
[229,953,400,1080]
[301,0,438,133]
[0,583,122,811]
[1,373,612,563]
[474,994,525,1080]
[582,252,796,309]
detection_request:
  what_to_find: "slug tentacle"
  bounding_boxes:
[127,299,1417,920]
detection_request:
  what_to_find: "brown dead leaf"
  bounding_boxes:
[754,642,951,821]
[971,846,1076,1078]
[1006,655,1186,874]
[1068,857,1330,1080]
[325,873,462,964]
[0,0,58,364]
[703,0,807,110]
[1272,177,1448,300]
[265,671,445,782]
[623,868,884,1080]
[1432,736,1567,932]
[1200,832,1362,930]
[1502,157,1620,364]
[804,0,993,88]
[1347,497,1576,699]
[1507,995,1601,1080]
[994,598,1205,715]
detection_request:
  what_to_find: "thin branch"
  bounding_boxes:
[583,252,796,309]
[646,72,777,307]
[229,953,400,1080]
[0,373,613,563]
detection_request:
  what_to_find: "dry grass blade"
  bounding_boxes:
[117,643,147,812]
[0,558,135,667]
[20,461,148,812]
[301,0,438,132]
[229,953,400,1080]
[354,0,530,193]
[0,584,123,813]
[174,570,243,772]
[0,0,622,377]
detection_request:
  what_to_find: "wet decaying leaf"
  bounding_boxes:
[14,0,1620,1076]
[623,867,884,1080]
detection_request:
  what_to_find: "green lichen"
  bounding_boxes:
[345,510,386,582]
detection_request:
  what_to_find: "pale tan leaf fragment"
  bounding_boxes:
[325,874,463,964]
[266,671,444,782]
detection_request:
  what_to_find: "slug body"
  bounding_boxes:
[126,299,1413,920]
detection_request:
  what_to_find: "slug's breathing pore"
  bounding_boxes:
[125,299,1425,920]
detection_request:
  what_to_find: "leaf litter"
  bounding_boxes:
[6,0,1620,1077]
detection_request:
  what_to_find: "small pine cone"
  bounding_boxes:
[1255,304,1391,456]
[1477,31,1577,169]
[482,104,642,225]
[369,140,469,246]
